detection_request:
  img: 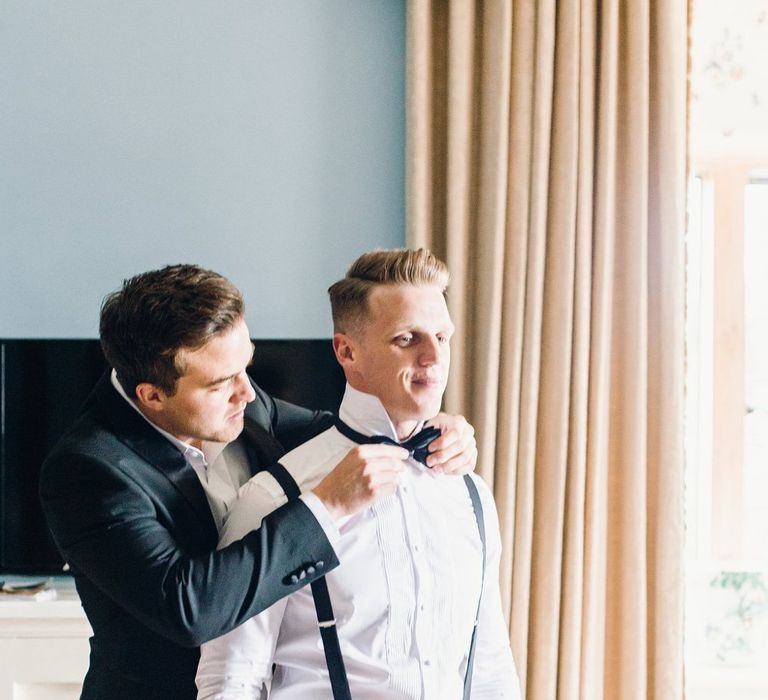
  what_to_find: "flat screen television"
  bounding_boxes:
[0,338,344,575]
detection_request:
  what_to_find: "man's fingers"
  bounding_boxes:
[425,435,462,467]
[361,457,407,478]
[425,413,473,440]
[366,467,403,490]
[352,444,410,460]
[425,427,474,468]
[425,416,473,447]
[432,445,478,475]
[423,428,456,453]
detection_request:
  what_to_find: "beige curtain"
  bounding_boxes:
[407,1,687,698]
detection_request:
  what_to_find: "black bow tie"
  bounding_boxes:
[333,417,441,467]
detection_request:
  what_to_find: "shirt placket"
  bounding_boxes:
[399,470,438,699]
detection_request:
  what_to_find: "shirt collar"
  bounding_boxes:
[338,384,426,442]
[109,369,225,466]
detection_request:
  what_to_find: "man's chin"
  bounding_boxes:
[206,421,245,445]
[404,402,444,424]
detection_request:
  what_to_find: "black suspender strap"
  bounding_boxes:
[264,462,352,700]
[462,474,486,700]
[262,459,301,500]
[311,577,352,700]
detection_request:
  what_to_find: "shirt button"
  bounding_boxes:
[424,659,431,666]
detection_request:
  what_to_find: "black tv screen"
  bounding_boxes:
[0,338,344,575]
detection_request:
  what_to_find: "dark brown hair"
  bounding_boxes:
[99,264,244,396]
[328,248,449,335]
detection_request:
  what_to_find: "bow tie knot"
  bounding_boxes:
[333,418,441,467]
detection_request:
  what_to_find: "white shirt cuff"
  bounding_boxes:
[299,491,341,548]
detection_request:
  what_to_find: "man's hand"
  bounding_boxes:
[312,444,409,520]
[424,413,477,475]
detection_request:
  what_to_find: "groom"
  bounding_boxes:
[197,249,519,699]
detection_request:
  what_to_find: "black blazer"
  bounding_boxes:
[39,373,338,699]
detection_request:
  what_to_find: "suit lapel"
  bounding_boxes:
[240,418,287,476]
[92,373,217,535]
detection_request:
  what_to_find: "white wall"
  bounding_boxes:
[0,1,405,338]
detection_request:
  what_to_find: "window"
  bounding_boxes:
[743,179,768,558]
[686,2,768,698]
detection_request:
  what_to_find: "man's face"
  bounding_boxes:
[147,318,256,446]
[336,284,454,431]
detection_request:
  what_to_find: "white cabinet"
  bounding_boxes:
[0,582,90,700]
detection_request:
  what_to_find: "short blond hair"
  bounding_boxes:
[328,248,449,334]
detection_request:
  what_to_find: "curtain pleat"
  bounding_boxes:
[406,0,687,697]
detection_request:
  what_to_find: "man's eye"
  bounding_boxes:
[395,335,413,346]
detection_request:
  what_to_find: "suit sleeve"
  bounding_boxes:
[40,450,339,648]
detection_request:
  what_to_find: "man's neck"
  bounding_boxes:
[339,384,426,443]
[110,369,206,454]
[392,420,421,442]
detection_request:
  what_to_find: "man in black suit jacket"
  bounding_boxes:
[40,264,476,700]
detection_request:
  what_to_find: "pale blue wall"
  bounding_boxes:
[0,1,405,338]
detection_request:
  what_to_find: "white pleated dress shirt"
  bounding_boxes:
[197,385,521,700]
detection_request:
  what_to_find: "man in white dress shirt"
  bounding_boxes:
[197,248,521,699]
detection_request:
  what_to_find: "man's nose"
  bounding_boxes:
[233,371,256,403]
[419,337,441,365]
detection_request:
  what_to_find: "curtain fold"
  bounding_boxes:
[406,1,687,698]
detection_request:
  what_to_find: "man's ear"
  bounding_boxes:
[134,382,167,412]
[332,333,356,368]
